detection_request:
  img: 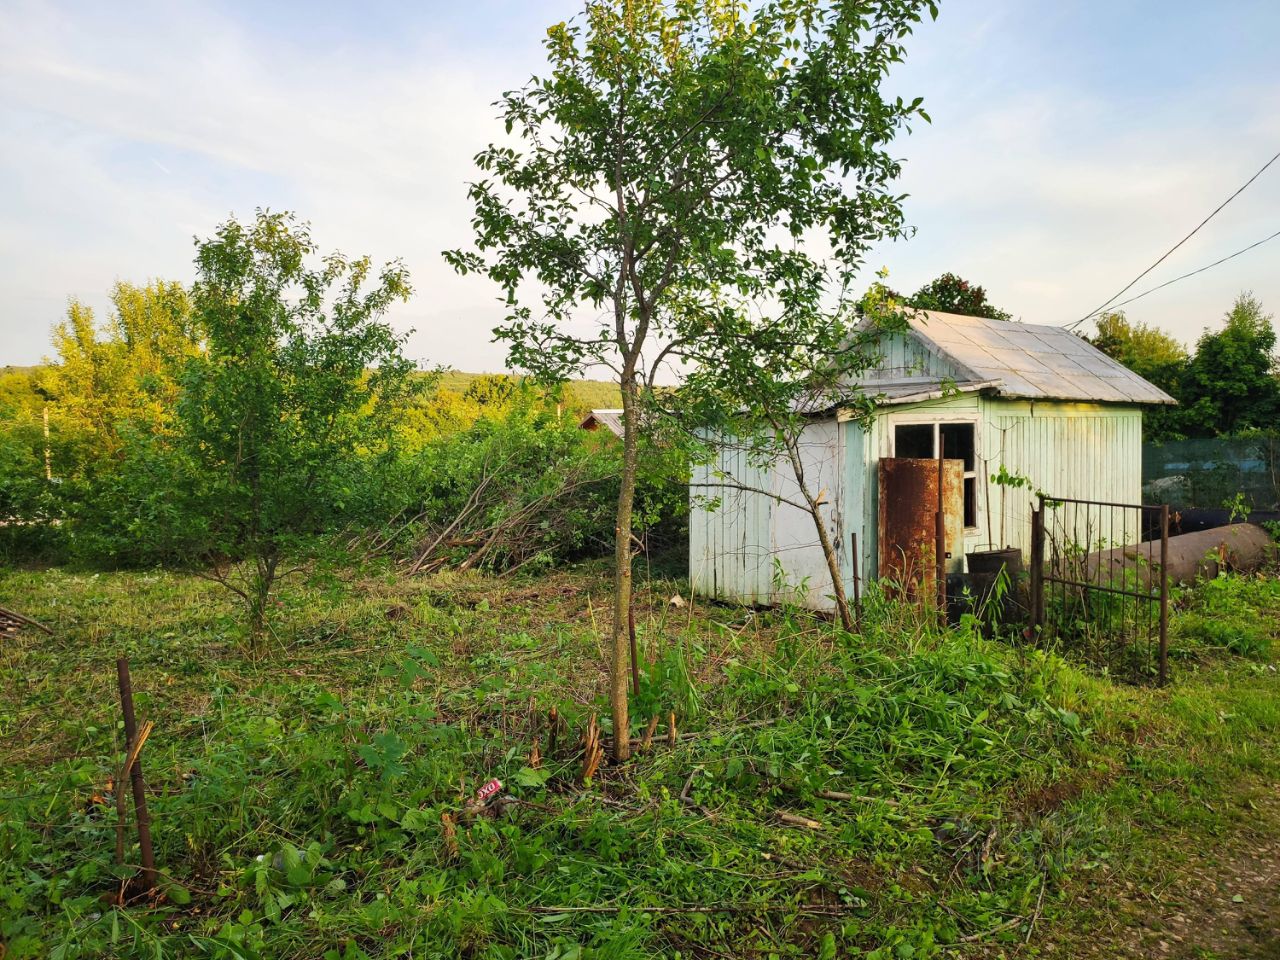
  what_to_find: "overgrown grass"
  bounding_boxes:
[1,564,1278,959]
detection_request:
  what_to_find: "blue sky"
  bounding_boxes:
[2,0,1278,370]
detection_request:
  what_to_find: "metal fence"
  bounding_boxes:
[1030,495,1169,685]
[1143,434,1280,510]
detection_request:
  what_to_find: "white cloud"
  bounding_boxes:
[1,0,1278,372]
[874,0,1280,345]
[0,0,524,368]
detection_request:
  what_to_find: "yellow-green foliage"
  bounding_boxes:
[0,366,45,417]
[43,280,199,462]
[397,372,622,446]
[434,370,620,413]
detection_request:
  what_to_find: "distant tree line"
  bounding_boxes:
[1089,292,1280,442]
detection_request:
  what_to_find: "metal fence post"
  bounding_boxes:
[935,444,946,617]
[1030,498,1045,636]
[1159,504,1169,686]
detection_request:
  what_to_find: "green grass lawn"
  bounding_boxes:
[1,562,1278,959]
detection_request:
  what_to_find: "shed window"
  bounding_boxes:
[894,423,935,459]
[892,422,978,528]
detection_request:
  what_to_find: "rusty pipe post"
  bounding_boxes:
[116,658,156,890]
[850,531,862,631]
[935,441,946,616]
[1031,498,1045,636]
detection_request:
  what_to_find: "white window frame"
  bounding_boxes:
[886,413,981,532]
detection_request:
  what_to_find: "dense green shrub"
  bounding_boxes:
[0,416,65,563]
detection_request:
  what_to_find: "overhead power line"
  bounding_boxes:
[1069,147,1280,329]
[1077,226,1280,316]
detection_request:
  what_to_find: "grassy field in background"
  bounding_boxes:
[433,371,620,414]
[1,562,1278,959]
[2,365,622,419]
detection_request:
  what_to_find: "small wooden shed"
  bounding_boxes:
[688,309,1176,610]
[579,409,625,438]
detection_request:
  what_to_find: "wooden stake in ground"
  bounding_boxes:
[114,719,153,866]
[0,604,53,635]
[639,714,659,753]
[115,658,156,891]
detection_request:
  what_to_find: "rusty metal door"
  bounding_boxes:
[878,457,964,595]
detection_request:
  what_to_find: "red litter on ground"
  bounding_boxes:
[474,778,503,803]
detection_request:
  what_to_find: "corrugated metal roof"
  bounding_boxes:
[899,310,1177,405]
[578,409,625,437]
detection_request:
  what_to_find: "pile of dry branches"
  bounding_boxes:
[357,449,614,577]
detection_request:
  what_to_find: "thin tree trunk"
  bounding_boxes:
[812,505,853,632]
[781,432,854,632]
[611,373,639,761]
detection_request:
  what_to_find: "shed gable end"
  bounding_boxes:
[867,330,971,383]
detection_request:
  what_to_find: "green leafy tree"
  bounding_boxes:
[0,283,200,563]
[1088,311,1188,441]
[44,280,199,464]
[1091,311,1185,368]
[182,211,416,647]
[906,272,1010,320]
[0,369,50,515]
[1181,292,1280,437]
[447,0,934,758]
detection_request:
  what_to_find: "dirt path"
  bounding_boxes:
[1052,786,1280,959]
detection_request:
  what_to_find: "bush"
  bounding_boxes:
[0,417,65,563]
[1174,573,1280,660]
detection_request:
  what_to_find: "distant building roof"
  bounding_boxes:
[578,408,625,437]
[860,310,1177,406]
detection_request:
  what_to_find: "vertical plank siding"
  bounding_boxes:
[688,421,843,611]
[982,400,1144,559]
[689,433,773,604]
[871,332,963,380]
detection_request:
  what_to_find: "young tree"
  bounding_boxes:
[1181,292,1280,437]
[182,211,416,648]
[680,292,900,631]
[448,0,934,759]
